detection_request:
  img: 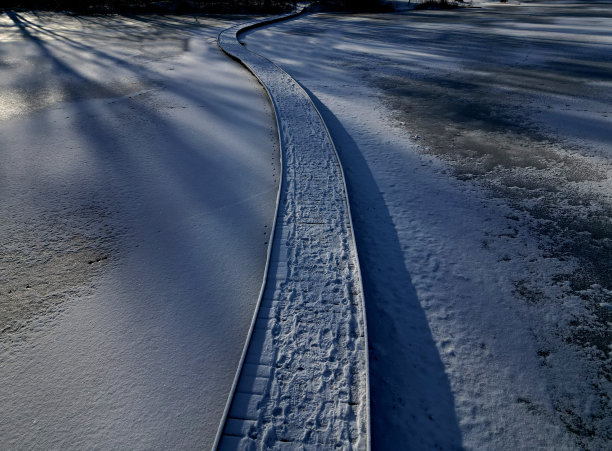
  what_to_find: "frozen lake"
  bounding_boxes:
[0,12,278,448]
[1,1,611,448]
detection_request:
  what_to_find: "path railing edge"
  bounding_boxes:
[211,9,305,450]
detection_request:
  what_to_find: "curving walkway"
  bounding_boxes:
[214,8,370,450]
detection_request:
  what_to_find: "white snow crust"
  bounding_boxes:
[0,13,279,449]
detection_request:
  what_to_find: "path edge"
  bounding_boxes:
[213,7,371,450]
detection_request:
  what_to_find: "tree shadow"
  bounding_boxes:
[1,10,279,447]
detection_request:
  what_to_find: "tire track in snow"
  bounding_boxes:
[214,8,370,450]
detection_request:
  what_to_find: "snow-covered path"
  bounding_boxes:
[215,11,370,449]
[0,14,278,448]
[243,3,612,449]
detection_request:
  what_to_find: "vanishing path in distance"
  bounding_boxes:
[215,10,370,450]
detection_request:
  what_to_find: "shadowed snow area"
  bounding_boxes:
[0,12,279,449]
[243,1,611,448]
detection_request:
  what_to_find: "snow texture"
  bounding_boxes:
[0,14,279,449]
[243,3,612,449]
[216,10,370,450]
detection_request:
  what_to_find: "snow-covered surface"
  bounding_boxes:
[0,13,279,448]
[243,2,612,448]
[216,12,369,449]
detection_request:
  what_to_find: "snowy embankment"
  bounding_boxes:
[215,9,370,450]
[0,13,279,448]
[243,2,612,449]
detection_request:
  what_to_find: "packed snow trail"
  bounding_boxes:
[215,9,370,450]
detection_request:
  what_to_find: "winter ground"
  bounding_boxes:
[0,13,279,448]
[217,17,369,448]
[243,1,612,448]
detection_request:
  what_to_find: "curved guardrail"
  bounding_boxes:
[214,7,370,450]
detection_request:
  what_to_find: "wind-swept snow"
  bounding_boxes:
[0,13,279,449]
